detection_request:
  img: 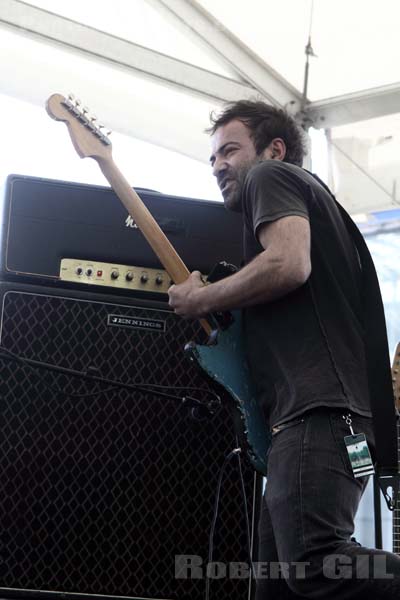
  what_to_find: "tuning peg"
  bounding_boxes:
[88,114,97,127]
[74,98,83,113]
[68,93,75,101]
[96,124,112,137]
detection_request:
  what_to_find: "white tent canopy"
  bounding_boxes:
[1,0,400,211]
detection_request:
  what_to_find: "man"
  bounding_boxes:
[168,100,400,598]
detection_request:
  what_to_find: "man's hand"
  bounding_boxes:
[168,271,207,318]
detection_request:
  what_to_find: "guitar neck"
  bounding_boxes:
[392,343,400,555]
[98,157,213,336]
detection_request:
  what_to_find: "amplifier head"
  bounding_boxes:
[0,174,243,286]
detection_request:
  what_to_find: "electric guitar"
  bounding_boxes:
[46,93,270,475]
[392,342,400,554]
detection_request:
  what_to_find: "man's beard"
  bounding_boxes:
[220,158,261,212]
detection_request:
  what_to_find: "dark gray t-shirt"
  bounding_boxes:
[242,160,371,428]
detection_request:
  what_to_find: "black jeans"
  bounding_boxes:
[255,409,400,599]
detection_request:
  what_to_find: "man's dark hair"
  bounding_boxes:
[206,99,307,167]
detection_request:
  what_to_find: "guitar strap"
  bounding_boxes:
[311,173,399,511]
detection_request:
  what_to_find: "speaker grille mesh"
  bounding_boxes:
[0,288,255,599]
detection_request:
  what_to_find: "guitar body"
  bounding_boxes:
[186,310,270,475]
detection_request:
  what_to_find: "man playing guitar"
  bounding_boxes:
[168,99,400,599]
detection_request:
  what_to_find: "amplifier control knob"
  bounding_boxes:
[111,270,119,280]
[155,275,163,285]
[126,271,134,281]
[140,273,149,283]
[75,266,83,276]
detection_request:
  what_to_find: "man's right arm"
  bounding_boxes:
[168,214,311,318]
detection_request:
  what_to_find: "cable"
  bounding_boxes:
[205,440,257,599]
[236,437,256,582]
[205,446,243,600]
[0,347,118,399]
[0,346,221,411]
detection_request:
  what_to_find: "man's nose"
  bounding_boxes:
[212,156,227,178]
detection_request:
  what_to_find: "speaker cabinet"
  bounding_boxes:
[0,282,258,600]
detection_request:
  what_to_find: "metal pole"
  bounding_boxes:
[373,475,383,549]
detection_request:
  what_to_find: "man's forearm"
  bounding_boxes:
[196,250,309,315]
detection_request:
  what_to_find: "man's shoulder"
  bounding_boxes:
[244,161,315,200]
[247,160,310,184]
[247,161,333,199]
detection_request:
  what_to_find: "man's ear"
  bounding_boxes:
[263,138,286,161]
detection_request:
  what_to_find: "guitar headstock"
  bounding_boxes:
[46,93,112,162]
[392,342,400,410]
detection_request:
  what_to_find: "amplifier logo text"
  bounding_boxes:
[107,314,166,333]
[125,215,138,228]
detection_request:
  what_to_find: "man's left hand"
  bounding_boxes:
[168,271,207,318]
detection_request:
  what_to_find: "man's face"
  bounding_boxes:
[210,119,272,212]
